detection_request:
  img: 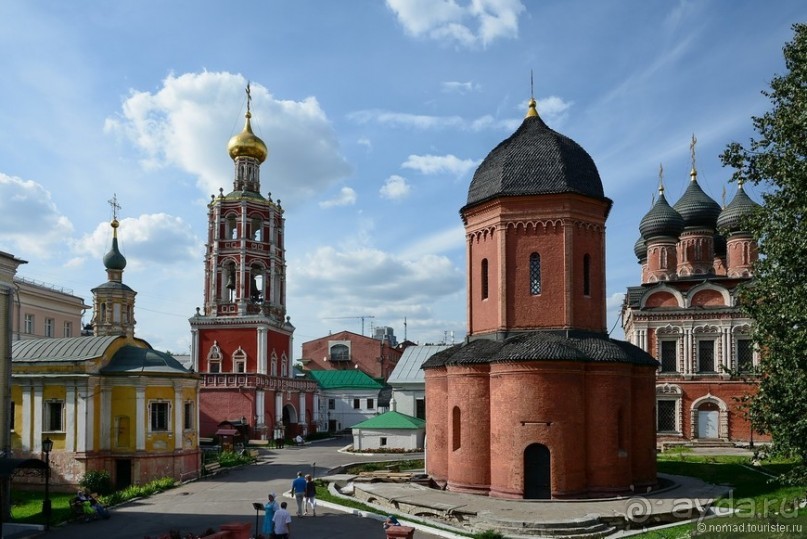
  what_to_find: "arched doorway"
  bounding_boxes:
[282,404,298,438]
[697,401,720,439]
[524,444,551,499]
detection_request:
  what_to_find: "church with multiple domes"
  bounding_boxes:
[623,138,766,446]
[423,98,659,499]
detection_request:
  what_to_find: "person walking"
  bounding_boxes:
[290,471,307,517]
[272,501,292,539]
[303,474,316,516]
[262,493,278,538]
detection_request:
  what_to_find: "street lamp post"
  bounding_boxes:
[42,437,53,531]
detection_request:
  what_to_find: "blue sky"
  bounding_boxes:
[0,1,803,358]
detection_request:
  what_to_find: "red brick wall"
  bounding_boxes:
[446,364,490,494]
[690,289,725,307]
[301,331,401,380]
[645,292,678,308]
[424,368,448,482]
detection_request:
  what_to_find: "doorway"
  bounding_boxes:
[697,402,720,439]
[523,444,551,499]
[115,459,132,490]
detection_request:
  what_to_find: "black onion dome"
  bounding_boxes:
[639,191,684,240]
[713,233,727,257]
[672,176,722,229]
[633,236,646,261]
[422,330,658,368]
[103,220,127,271]
[465,112,606,210]
[716,183,761,234]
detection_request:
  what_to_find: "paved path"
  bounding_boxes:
[42,439,440,539]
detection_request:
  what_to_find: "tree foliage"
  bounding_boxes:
[721,23,807,482]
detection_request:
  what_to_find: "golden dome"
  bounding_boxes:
[227,111,268,163]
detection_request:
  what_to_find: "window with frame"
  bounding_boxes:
[10,401,14,430]
[367,398,374,410]
[150,402,170,432]
[452,406,461,451]
[380,437,387,447]
[328,399,335,410]
[208,342,222,373]
[353,399,361,410]
[660,340,678,373]
[330,344,349,362]
[737,339,753,373]
[657,400,677,432]
[481,259,489,300]
[583,254,591,296]
[271,354,278,376]
[529,253,541,295]
[232,347,247,373]
[24,314,34,334]
[44,401,64,432]
[184,401,194,430]
[697,340,716,373]
[281,355,288,377]
[63,321,72,337]
[45,318,54,337]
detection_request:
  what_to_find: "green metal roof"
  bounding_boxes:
[307,369,384,390]
[12,336,121,362]
[101,345,191,374]
[352,411,426,430]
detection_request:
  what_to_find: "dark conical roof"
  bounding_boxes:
[672,173,722,229]
[633,236,647,261]
[103,220,127,271]
[465,107,605,210]
[716,183,761,234]
[639,190,684,240]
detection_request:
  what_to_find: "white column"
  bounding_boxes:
[33,384,42,452]
[313,394,321,431]
[256,390,265,426]
[298,392,306,427]
[257,327,267,374]
[100,386,112,450]
[275,392,283,424]
[136,385,146,451]
[65,385,76,452]
[76,382,87,452]
[191,329,199,372]
[21,384,32,451]
[173,383,183,450]
[683,328,692,374]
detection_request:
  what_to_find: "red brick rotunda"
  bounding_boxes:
[423,97,659,499]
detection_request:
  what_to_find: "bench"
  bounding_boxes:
[204,461,221,476]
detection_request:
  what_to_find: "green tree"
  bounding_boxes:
[721,23,807,482]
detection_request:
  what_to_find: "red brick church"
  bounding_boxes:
[189,87,317,441]
[423,98,659,499]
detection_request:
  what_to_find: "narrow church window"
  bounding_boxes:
[657,400,677,432]
[697,340,716,373]
[271,354,278,376]
[9,401,14,429]
[149,402,170,432]
[44,401,64,432]
[660,341,678,373]
[208,342,222,373]
[737,339,753,372]
[583,254,591,296]
[529,253,541,295]
[281,355,288,377]
[184,401,194,430]
[233,347,247,373]
[481,259,489,300]
[452,406,461,451]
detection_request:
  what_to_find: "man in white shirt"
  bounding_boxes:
[273,501,292,538]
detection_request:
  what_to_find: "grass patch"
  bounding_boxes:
[342,459,424,474]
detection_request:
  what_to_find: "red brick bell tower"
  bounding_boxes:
[190,85,317,441]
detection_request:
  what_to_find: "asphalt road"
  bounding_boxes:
[45,439,438,539]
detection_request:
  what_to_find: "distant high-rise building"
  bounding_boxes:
[373,325,398,347]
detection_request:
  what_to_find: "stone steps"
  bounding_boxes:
[473,514,615,538]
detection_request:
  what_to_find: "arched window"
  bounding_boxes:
[208,341,222,373]
[583,254,591,296]
[270,353,278,377]
[452,406,461,451]
[330,344,350,362]
[281,354,288,377]
[481,259,489,300]
[529,253,541,295]
[232,346,247,373]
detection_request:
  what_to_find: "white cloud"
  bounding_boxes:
[380,175,411,201]
[319,187,357,208]
[0,173,74,259]
[402,154,478,177]
[290,245,463,308]
[441,80,481,94]
[71,213,200,270]
[105,71,352,209]
[606,292,626,311]
[348,109,465,130]
[385,0,525,48]
[357,137,372,150]
[399,225,466,259]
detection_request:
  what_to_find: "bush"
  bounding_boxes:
[472,531,506,539]
[218,450,253,468]
[79,470,113,495]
